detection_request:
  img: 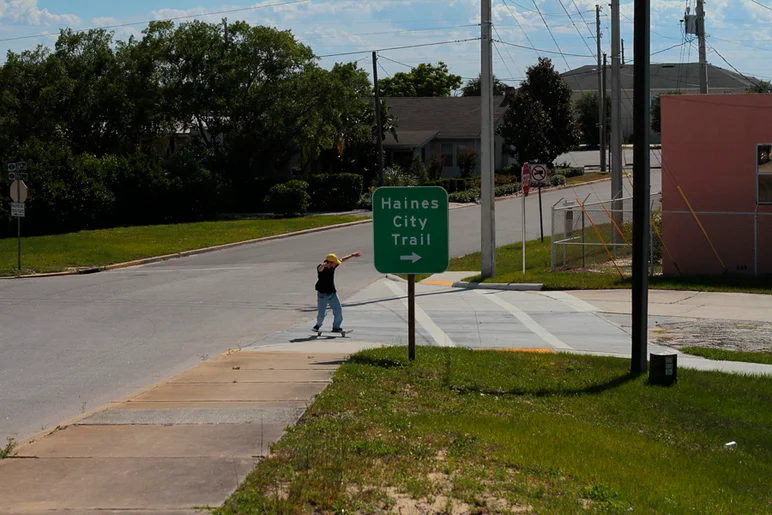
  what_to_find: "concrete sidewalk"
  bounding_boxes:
[0,349,345,515]
[571,289,772,323]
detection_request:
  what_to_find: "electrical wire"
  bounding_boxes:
[300,24,480,42]
[500,0,543,58]
[494,39,594,58]
[555,0,597,59]
[316,37,481,58]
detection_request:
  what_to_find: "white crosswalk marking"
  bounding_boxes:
[383,280,456,347]
[475,290,574,350]
[537,291,600,313]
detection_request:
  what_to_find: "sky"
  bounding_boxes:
[0,0,770,87]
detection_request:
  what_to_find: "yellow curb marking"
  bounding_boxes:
[496,348,555,354]
[420,280,454,286]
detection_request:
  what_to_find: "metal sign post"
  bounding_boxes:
[521,163,531,276]
[8,162,28,271]
[373,186,450,360]
[530,165,548,244]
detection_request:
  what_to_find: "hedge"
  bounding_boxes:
[305,173,364,212]
[265,180,311,216]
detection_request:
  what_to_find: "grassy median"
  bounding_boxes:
[217,347,772,514]
[449,237,772,294]
[0,215,367,277]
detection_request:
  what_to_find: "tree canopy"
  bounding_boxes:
[378,62,462,97]
[498,57,579,164]
[460,74,509,96]
[0,20,381,236]
[575,92,611,147]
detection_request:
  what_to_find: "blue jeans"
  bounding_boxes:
[316,292,343,329]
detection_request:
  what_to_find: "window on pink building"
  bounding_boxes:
[758,144,772,204]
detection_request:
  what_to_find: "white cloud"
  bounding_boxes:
[0,0,80,26]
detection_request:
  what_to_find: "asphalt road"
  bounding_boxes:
[0,171,661,440]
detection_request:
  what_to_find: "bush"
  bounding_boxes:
[428,153,443,181]
[449,190,479,203]
[383,166,421,187]
[495,183,520,197]
[357,193,372,211]
[501,164,521,180]
[548,175,567,187]
[305,173,363,212]
[265,180,310,216]
[554,166,584,178]
[2,139,116,237]
[457,148,479,178]
[409,155,429,184]
[424,178,469,193]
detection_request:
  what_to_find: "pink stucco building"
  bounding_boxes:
[661,94,772,276]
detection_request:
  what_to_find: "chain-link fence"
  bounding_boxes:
[551,194,662,276]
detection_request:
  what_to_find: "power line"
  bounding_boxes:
[555,0,597,58]
[300,24,480,42]
[708,44,765,87]
[500,0,542,58]
[493,24,521,80]
[529,0,583,76]
[494,39,594,58]
[747,0,772,12]
[0,0,309,43]
[316,37,481,58]
[378,55,413,69]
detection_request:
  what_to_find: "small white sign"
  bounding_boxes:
[11,202,25,217]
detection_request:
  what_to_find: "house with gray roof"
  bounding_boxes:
[561,62,757,142]
[382,96,513,177]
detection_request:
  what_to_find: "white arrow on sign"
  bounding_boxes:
[400,252,422,263]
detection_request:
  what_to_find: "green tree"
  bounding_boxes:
[575,92,611,147]
[498,57,578,164]
[379,62,462,97]
[461,74,509,96]
[650,91,681,134]
[747,80,772,93]
[498,90,552,165]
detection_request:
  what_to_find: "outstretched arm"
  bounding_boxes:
[340,252,362,263]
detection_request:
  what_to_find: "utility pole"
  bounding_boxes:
[481,0,496,278]
[602,54,608,172]
[373,52,385,186]
[696,0,708,94]
[596,5,606,172]
[632,0,651,374]
[611,0,623,237]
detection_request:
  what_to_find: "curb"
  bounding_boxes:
[450,177,614,208]
[451,281,544,291]
[2,218,373,280]
[385,274,407,282]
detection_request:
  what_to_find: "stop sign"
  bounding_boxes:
[10,180,27,203]
[522,163,531,197]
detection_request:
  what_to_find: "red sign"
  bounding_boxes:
[522,162,531,197]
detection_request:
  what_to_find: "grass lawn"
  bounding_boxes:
[566,172,609,185]
[681,347,772,365]
[450,237,772,294]
[0,215,367,277]
[217,347,772,514]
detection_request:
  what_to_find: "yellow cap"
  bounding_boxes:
[325,253,342,265]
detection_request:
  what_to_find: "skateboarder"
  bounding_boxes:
[313,251,362,333]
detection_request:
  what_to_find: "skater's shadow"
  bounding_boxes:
[289,335,336,343]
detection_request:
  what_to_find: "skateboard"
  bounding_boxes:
[311,329,353,338]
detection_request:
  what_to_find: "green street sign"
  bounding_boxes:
[373,186,449,274]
